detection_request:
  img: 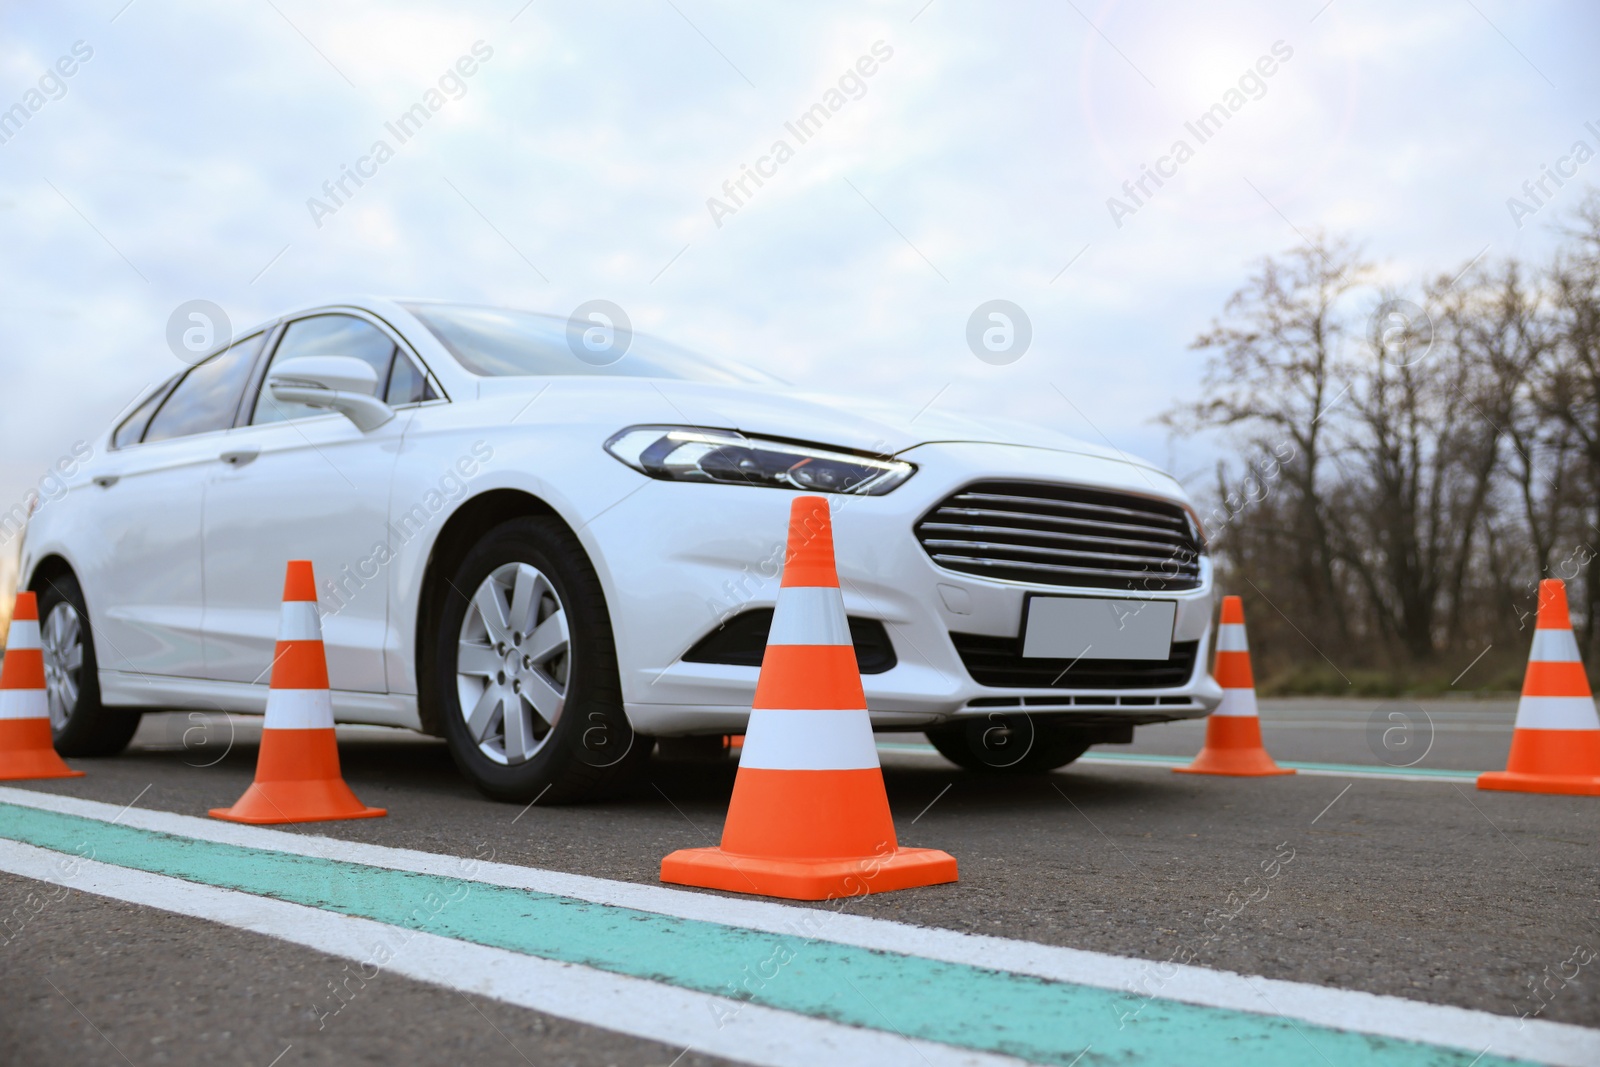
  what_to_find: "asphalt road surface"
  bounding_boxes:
[1,698,1595,1066]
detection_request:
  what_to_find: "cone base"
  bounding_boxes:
[0,752,85,780]
[211,726,384,823]
[1174,714,1294,777]
[1476,770,1600,797]
[661,846,958,901]
[209,778,385,824]
[1173,748,1295,777]
[0,720,84,780]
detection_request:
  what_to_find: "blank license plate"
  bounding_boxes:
[1022,597,1175,660]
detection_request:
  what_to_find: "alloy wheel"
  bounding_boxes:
[39,601,83,731]
[455,562,570,764]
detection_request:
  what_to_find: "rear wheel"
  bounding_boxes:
[925,714,1093,773]
[428,516,649,803]
[33,571,141,757]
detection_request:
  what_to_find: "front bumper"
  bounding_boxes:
[584,441,1219,736]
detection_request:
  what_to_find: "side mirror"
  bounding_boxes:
[267,355,394,432]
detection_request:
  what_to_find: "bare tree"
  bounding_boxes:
[1334,262,1549,658]
[1170,195,1600,687]
[1167,233,1372,654]
[1540,190,1600,652]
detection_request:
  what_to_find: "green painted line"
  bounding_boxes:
[877,743,1482,780]
[1080,752,1482,778]
[0,802,1527,1067]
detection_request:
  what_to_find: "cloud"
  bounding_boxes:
[0,0,1596,560]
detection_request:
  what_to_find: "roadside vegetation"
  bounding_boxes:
[1172,189,1600,696]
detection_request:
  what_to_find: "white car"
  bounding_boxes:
[21,298,1220,801]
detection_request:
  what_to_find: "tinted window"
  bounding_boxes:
[252,315,397,425]
[143,335,265,443]
[112,377,178,448]
[402,303,780,384]
[385,353,438,406]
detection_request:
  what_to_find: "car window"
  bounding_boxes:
[402,303,782,384]
[143,334,265,444]
[112,377,178,448]
[385,352,438,406]
[252,314,397,425]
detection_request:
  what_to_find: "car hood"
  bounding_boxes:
[478,377,1167,473]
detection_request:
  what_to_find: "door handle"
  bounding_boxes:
[219,448,260,467]
[93,475,119,489]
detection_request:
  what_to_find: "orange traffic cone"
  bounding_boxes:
[1174,595,1293,777]
[211,561,385,824]
[0,592,84,780]
[1479,579,1600,796]
[661,496,957,900]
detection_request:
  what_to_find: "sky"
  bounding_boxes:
[2,0,1598,596]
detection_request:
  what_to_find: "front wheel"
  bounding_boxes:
[428,517,649,803]
[34,571,141,757]
[925,714,1093,774]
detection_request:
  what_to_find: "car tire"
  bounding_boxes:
[428,516,651,803]
[925,714,1093,774]
[32,571,142,757]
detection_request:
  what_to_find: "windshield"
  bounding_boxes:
[402,303,781,384]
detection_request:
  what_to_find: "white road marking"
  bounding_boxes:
[0,786,1593,1066]
[0,838,1026,1067]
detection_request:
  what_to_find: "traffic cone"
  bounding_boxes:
[661,496,957,900]
[1174,595,1294,777]
[210,561,385,823]
[1479,579,1600,796]
[0,592,84,780]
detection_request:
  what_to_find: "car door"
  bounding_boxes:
[83,334,265,678]
[201,311,436,693]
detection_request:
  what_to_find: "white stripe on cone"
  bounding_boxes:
[0,611,46,720]
[1512,695,1600,731]
[0,689,47,721]
[1210,688,1259,718]
[262,688,336,731]
[766,587,851,647]
[1529,629,1582,663]
[6,620,40,649]
[1215,623,1248,653]
[277,601,323,642]
[738,709,881,770]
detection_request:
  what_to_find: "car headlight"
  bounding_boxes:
[604,425,915,495]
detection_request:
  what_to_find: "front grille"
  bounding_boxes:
[951,634,1199,689]
[915,481,1203,590]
